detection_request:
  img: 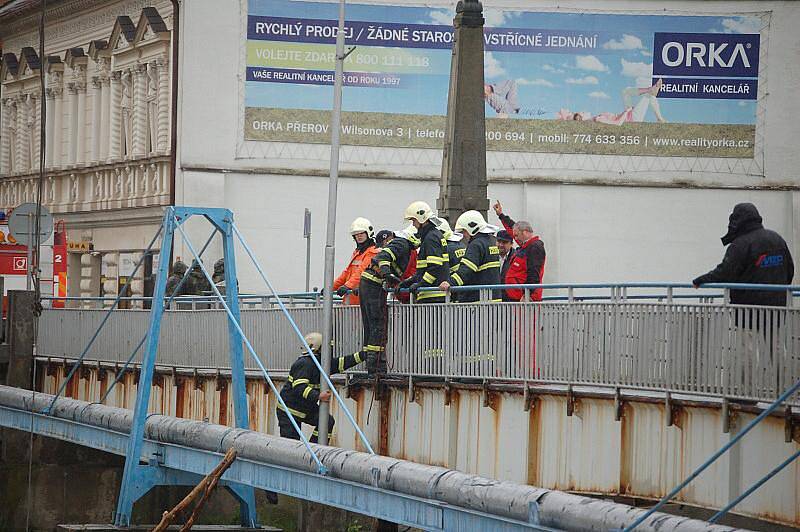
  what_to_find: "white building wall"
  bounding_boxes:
[177,0,799,292]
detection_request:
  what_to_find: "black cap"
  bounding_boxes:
[496,230,513,242]
[375,230,393,247]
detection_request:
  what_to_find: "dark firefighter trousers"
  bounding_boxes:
[359,278,388,373]
[276,406,334,443]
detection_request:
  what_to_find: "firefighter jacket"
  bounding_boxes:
[363,235,417,285]
[450,233,501,303]
[446,240,466,274]
[693,203,794,306]
[405,222,449,302]
[277,351,363,420]
[333,240,379,305]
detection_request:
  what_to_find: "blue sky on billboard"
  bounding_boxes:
[246,0,761,125]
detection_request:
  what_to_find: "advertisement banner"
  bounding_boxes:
[245,0,762,159]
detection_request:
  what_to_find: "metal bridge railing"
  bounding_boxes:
[38,305,363,371]
[37,283,800,405]
[388,300,799,404]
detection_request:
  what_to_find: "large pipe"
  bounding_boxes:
[0,386,745,532]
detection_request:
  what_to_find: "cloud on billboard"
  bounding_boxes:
[621,58,653,88]
[720,17,762,34]
[603,34,644,50]
[484,51,506,78]
[575,55,609,72]
[516,77,555,87]
[566,75,599,85]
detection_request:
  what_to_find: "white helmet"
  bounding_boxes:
[436,218,463,242]
[350,217,374,238]
[304,332,323,353]
[404,201,434,224]
[454,210,487,236]
[394,224,421,247]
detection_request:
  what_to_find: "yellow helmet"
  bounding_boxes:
[404,201,434,224]
[454,210,487,236]
[350,217,374,238]
[304,332,323,353]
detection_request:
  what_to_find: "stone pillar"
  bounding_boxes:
[32,92,41,169]
[52,86,63,168]
[156,56,170,153]
[75,70,87,165]
[4,291,36,388]
[10,100,18,172]
[90,76,102,163]
[67,83,78,165]
[45,90,55,167]
[109,71,121,161]
[437,0,488,222]
[100,68,111,160]
[132,63,147,157]
[16,95,30,174]
[0,99,11,174]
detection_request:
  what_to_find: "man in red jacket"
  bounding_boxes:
[493,201,546,301]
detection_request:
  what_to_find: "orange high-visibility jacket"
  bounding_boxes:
[333,245,379,305]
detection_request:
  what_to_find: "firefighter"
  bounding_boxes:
[332,217,379,306]
[398,201,449,302]
[440,210,501,303]
[359,225,419,375]
[165,260,189,298]
[437,219,466,276]
[276,332,364,443]
[377,229,417,304]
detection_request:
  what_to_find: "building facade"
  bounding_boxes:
[0,0,173,303]
[1,0,798,296]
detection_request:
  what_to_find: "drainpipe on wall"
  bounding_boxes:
[169,0,179,206]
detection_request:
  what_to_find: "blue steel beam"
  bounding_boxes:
[0,402,554,532]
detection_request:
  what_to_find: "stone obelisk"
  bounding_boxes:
[437,0,488,223]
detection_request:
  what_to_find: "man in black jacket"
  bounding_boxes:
[276,332,364,442]
[399,201,448,302]
[440,210,501,302]
[360,226,419,375]
[693,203,794,306]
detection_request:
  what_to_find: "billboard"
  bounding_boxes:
[244,0,763,160]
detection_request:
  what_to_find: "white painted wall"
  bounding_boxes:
[175,0,799,292]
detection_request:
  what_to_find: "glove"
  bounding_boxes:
[397,277,414,290]
[385,274,402,286]
[352,288,359,296]
[408,282,421,293]
[336,286,349,297]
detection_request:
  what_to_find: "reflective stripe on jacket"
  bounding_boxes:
[450,233,501,303]
[407,223,448,301]
[278,351,363,418]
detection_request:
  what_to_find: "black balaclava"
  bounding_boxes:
[721,203,763,245]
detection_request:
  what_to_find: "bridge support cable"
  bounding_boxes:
[114,208,260,527]
[171,214,327,472]
[622,377,800,532]
[43,224,164,415]
[231,222,376,455]
[98,228,218,405]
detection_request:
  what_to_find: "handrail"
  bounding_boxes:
[40,282,800,303]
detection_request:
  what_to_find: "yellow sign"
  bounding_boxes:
[68,241,91,252]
